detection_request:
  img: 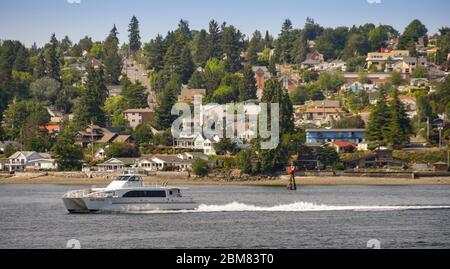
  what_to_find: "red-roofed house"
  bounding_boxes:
[328,141,356,153]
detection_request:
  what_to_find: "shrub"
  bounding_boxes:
[192,159,209,177]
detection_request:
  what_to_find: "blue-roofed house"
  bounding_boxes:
[306,129,366,145]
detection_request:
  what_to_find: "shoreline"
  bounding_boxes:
[1,175,450,186]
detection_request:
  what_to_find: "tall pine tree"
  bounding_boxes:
[103,25,123,85]
[128,16,142,56]
[365,87,391,150]
[239,65,257,101]
[73,66,108,127]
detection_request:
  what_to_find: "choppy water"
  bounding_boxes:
[0,184,449,249]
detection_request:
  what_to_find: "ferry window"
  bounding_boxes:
[123,191,166,198]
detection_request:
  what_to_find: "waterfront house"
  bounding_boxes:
[95,158,137,172]
[306,129,366,144]
[432,162,449,172]
[5,151,58,172]
[343,150,403,169]
[123,108,155,129]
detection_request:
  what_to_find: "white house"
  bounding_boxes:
[6,151,58,172]
[203,139,217,156]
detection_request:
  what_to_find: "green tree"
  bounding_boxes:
[207,20,222,60]
[192,29,209,67]
[133,124,153,147]
[204,58,226,95]
[3,100,50,140]
[144,34,166,71]
[128,16,142,56]
[247,31,263,65]
[211,85,234,104]
[73,66,108,127]
[153,76,179,130]
[399,19,428,55]
[365,87,391,149]
[89,42,104,59]
[192,158,209,177]
[188,71,206,89]
[3,143,17,158]
[30,77,60,103]
[390,70,403,86]
[319,146,340,169]
[262,79,294,134]
[276,19,295,64]
[412,66,428,78]
[369,26,389,52]
[416,95,433,121]
[52,128,84,171]
[236,150,253,174]
[121,75,149,109]
[45,34,61,81]
[239,65,257,101]
[221,24,244,72]
[25,135,52,152]
[103,25,123,85]
[386,89,412,148]
[106,142,140,158]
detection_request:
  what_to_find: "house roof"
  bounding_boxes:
[307,129,366,133]
[305,108,342,113]
[113,135,133,143]
[123,108,154,113]
[97,132,118,144]
[8,151,52,161]
[331,142,355,148]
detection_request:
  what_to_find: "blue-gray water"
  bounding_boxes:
[0,184,449,249]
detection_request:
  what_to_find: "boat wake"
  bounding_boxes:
[131,201,450,214]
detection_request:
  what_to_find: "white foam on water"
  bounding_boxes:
[128,202,450,214]
[196,202,450,213]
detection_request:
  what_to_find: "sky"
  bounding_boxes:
[1,0,449,47]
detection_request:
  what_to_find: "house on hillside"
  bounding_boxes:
[74,125,132,148]
[123,108,155,129]
[306,129,366,145]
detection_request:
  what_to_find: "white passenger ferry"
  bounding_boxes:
[62,173,198,213]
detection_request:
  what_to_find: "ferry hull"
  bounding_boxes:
[63,197,198,213]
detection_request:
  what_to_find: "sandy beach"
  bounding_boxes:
[1,175,450,186]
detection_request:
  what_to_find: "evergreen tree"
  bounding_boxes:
[276,19,295,64]
[153,76,180,130]
[192,29,209,67]
[386,89,412,148]
[221,24,243,72]
[60,36,73,53]
[262,78,294,134]
[247,31,263,66]
[207,20,222,60]
[128,16,142,56]
[103,25,123,85]
[239,65,257,101]
[46,34,61,81]
[293,31,309,64]
[177,19,192,41]
[204,58,226,95]
[73,66,108,127]
[365,87,391,149]
[121,75,149,109]
[144,34,166,71]
[52,128,84,171]
[34,52,46,79]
